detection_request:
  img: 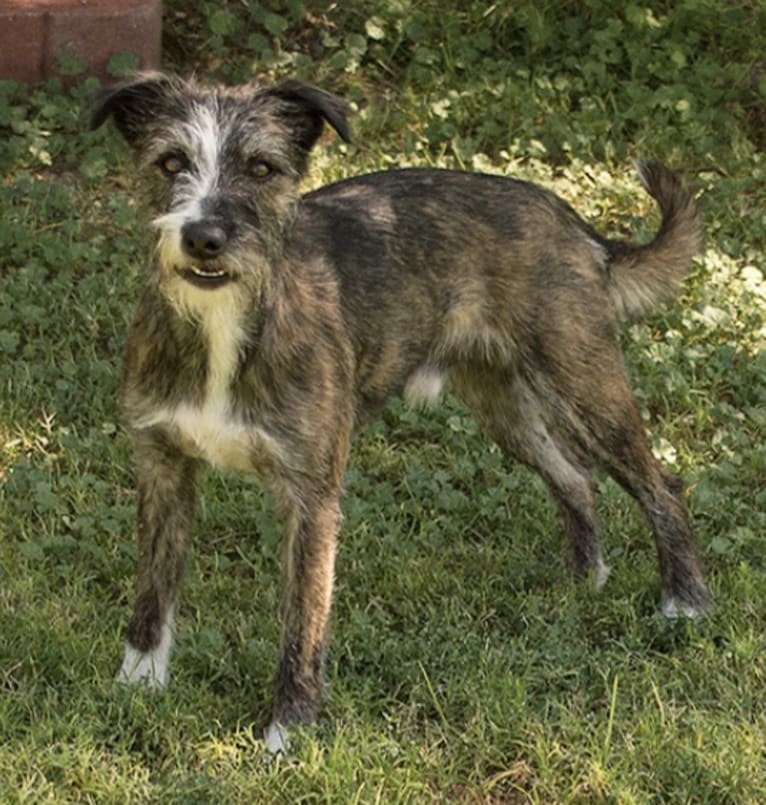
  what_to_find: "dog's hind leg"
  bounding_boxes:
[118,431,198,688]
[452,371,609,586]
[548,358,711,617]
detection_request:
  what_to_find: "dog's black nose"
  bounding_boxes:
[181,221,228,260]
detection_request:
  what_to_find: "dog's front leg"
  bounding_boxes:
[118,430,198,688]
[265,489,343,753]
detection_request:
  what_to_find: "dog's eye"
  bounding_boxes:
[158,153,188,177]
[249,159,274,180]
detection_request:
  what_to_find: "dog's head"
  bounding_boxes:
[91,73,349,308]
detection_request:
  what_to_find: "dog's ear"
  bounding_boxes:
[267,80,351,154]
[90,73,180,143]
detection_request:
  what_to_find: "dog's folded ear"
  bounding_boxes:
[267,80,351,154]
[90,72,181,143]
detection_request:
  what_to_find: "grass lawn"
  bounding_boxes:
[1,1,764,801]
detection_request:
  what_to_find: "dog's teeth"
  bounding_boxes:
[191,267,225,278]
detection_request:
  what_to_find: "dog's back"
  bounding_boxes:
[297,165,701,415]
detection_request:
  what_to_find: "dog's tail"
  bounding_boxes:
[604,161,702,321]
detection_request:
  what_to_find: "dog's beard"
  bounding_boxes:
[150,218,274,323]
[152,198,294,317]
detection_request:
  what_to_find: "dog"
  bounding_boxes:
[91,73,710,753]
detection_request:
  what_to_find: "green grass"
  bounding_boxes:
[1,1,765,800]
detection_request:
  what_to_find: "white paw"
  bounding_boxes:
[661,595,706,619]
[116,617,174,688]
[263,722,290,755]
[117,645,169,688]
[594,560,611,590]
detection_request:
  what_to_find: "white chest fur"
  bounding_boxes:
[135,380,283,474]
[134,293,284,473]
[165,399,272,473]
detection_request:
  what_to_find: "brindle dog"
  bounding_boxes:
[91,73,710,753]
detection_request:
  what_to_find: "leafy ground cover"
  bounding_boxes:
[1,1,764,801]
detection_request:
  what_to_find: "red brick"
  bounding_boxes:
[0,4,46,84]
[0,0,162,85]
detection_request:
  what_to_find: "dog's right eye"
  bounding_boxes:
[158,154,188,177]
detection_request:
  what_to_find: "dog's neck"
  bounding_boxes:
[198,299,247,405]
[156,273,251,403]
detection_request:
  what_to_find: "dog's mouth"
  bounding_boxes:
[177,264,235,289]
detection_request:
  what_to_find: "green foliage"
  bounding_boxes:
[106,51,141,79]
[164,1,764,169]
[1,0,765,800]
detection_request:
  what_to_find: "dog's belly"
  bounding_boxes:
[136,402,283,473]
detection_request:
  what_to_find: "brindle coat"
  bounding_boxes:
[92,73,710,752]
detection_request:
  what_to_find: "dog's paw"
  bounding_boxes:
[594,560,611,590]
[116,643,170,688]
[263,722,290,755]
[660,594,710,619]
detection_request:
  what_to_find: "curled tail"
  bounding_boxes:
[605,160,703,321]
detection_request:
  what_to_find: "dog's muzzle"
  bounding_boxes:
[179,220,233,288]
